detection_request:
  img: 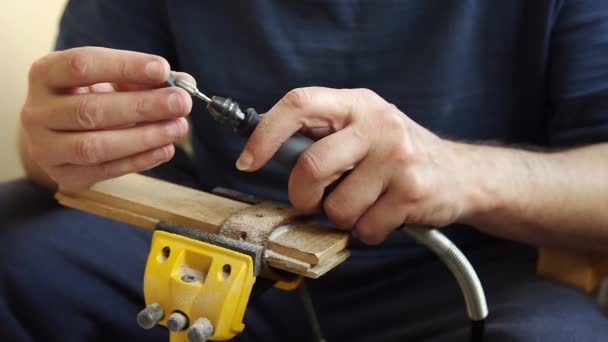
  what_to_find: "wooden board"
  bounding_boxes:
[59,174,248,233]
[57,193,159,230]
[265,250,350,279]
[537,248,608,293]
[56,174,350,278]
[268,221,351,265]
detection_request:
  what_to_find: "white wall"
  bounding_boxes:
[0,0,67,181]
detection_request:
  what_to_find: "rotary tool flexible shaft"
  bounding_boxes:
[168,75,488,339]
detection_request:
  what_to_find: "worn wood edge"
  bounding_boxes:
[59,174,249,233]
[266,249,350,279]
[56,192,159,230]
[537,248,599,293]
[265,250,311,273]
[267,222,351,265]
[304,250,350,279]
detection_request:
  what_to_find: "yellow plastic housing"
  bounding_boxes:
[144,230,256,341]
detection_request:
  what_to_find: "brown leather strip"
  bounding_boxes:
[218,201,306,247]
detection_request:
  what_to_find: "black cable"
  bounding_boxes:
[469,319,485,342]
[298,281,326,342]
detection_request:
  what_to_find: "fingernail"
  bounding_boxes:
[166,118,186,138]
[236,151,253,171]
[145,61,162,80]
[167,93,182,114]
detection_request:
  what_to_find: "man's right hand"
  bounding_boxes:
[19,47,192,190]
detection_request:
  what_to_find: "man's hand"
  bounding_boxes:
[236,87,608,252]
[235,87,485,245]
[20,47,192,190]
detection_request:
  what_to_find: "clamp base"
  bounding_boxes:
[142,229,256,341]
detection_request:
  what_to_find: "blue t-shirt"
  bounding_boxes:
[56,1,608,249]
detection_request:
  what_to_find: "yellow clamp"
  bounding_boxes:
[137,223,302,342]
[140,229,255,341]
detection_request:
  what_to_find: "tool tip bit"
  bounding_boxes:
[169,73,211,103]
[195,91,212,103]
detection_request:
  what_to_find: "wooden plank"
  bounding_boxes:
[268,221,351,265]
[60,174,249,233]
[265,250,311,273]
[266,250,350,279]
[56,192,159,230]
[56,174,350,278]
[537,248,602,293]
[305,250,350,279]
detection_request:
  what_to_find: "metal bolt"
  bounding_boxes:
[167,312,189,332]
[187,318,214,342]
[136,303,164,330]
[181,274,198,283]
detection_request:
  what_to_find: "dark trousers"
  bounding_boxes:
[1,179,607,342]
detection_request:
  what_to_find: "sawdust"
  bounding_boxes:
[218,201,306,246]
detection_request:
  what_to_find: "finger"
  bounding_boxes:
[32,47,170,90]
[288,125,369,212]
[237,87,361,172]
[54,144,175,190]
[299,127,335,141]
[88,83,116,93]
[40,118,188,166]
[355,188,408,245]
[322,155,386,230]
[114,71,195,92]
[43,87,192,131]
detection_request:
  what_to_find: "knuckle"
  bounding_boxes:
[69,179,94,190]
[385,128,418,165]
[399,170,432,203]
[68,49,91,79]
[282,88,312,110]
[75,97,101,130]
[44,167,60,181]
[20,105,38,127]
[161,145,175,160]
[296,150,325,181]
[97,162,114,180]
[139,127,158,148]
[384,106,406,125]
[164,119,187,140]
[323,197,350,227]
[354,88,386,108]
[355,88,380,100]
[75,134,100,164]
[52,169,91,190]
[117,59,131,80]
[287,178,316,213]
[28,55,52,83]
[134,95,148,117]
[27,143,46,163]
[47,168,67,186]
[355,223,384,246]
[379,105,407,133]
[349,124,368,148]
[390,133,416,164]
[154,145,173,162]
[354,88,398,115]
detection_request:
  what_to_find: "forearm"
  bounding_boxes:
[459,141,608,253]
[18,124,57,190]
